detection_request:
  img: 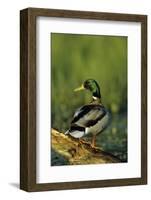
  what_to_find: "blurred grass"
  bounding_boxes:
[51,33,127,163]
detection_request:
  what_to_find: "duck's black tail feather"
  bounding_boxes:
[65,125,85,138]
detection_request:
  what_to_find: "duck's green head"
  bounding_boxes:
[74,79,101,100]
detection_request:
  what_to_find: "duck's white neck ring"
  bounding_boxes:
[92,96,100,101]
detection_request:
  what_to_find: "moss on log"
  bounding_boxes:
[51,128,121,166]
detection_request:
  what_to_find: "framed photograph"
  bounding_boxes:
[20,8,147,191]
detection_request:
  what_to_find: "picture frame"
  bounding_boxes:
[20,7,147,192]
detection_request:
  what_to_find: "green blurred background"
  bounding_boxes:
[51,33,127,164]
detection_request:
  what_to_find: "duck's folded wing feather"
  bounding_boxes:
[71,104,106,127]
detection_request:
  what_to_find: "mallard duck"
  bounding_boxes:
[65,79,110,148]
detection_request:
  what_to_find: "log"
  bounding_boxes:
[51,128,121,166]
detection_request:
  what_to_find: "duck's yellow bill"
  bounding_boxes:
[74,84,85,92]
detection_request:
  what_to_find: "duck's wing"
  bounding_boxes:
[71,104,106,128]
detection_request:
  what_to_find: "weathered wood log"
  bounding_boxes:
[51,128,121,166]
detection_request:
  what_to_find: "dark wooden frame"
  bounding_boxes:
[20,7,147,192]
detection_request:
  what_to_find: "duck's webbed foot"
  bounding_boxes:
[90,135,102,152]
[79,138,90,145]
[91,135,96,148]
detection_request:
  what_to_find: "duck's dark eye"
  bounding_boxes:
[84,81,89,89]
